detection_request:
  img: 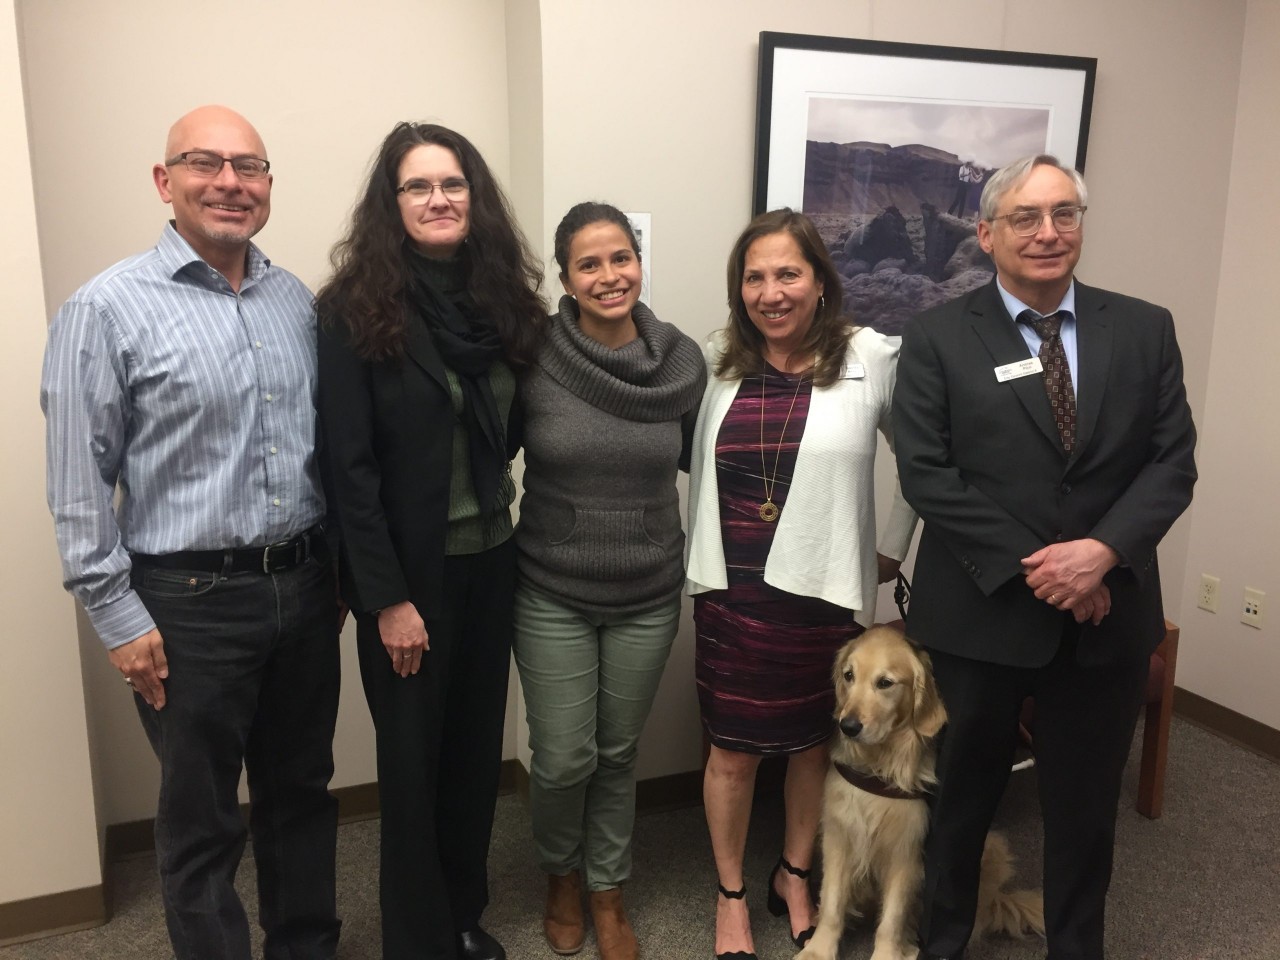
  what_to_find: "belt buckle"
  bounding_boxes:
[261,535,304,574]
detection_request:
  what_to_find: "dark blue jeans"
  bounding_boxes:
[131,552,341,960]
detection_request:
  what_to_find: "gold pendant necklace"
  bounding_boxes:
[759,366,807,522]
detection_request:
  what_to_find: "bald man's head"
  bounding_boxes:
[153,105,272,271]
[163,105,267,162]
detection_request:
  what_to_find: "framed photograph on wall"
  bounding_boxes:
[753,32,1096,334]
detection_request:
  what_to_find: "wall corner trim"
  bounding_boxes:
[1174,686,1280,763]
[0,884,106,947]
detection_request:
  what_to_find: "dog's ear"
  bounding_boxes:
[832,637,856,690]
[912,648,947,738]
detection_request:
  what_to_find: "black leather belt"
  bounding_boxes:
[132,526,324,575]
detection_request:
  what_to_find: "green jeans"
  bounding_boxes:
[513,580,680,891]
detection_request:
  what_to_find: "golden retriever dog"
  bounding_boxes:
[796,626,1043,960]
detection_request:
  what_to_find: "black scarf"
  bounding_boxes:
[404,253,508,517]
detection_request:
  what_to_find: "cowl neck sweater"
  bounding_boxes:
[539,295,704,423]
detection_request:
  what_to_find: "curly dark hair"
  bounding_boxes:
[315,122,545,365]
[717,208,854,388]
[552,201,640,279]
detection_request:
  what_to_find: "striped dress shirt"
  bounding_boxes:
[41,224,326,649]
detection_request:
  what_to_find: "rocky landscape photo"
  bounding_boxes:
[804,141,997,335]
[801,97,1051,334]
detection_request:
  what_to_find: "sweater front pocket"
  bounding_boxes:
[546,505,672,582]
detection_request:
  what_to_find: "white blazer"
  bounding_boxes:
[685,327,917,626]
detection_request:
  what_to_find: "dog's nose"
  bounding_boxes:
[839,717,863,738]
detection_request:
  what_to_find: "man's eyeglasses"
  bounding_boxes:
[166,151,271,180]
[397,178,470,203]
[989,205,1087,237]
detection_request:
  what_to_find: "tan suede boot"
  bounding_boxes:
[589,887,638,960]
[544,871,585,955]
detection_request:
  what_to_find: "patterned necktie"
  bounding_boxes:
[1019,310,1077,453]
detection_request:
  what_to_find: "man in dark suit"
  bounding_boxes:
[893,154,1197,960]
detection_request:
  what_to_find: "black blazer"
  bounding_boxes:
[316,312,521,619]
[892,280,1196,667]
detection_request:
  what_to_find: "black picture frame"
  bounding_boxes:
[752,32,1096,334]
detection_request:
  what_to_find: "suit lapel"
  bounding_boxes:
[405,317,450,392]
[968,282,1064,453]
[1071,282,1113,463]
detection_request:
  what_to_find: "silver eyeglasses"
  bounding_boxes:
[989,205,1087,237]
[396,177,470,203]
[166,151,271,180]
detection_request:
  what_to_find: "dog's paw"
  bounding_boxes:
[794,937,835,960]
[869,944,915,960]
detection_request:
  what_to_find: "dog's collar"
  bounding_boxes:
[833,760,926,801]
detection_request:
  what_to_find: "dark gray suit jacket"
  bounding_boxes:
[893,280,1197,667]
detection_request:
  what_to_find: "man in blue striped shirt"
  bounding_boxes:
[41,105,341,959]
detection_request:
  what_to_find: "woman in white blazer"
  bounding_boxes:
[686,209,916,960]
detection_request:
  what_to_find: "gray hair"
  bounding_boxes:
[978,154,1088,221]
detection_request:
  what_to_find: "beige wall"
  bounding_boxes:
[502,0,547,772]
[534,0,1247,779]
[0,0,101,906]
[5,0,1275,918]
[1175,0,1280,728]
[17,0,521,828]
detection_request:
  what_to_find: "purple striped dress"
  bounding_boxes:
[694,363,863,755]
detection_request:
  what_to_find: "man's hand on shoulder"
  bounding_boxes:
[107,628,169,709]
[1021,538,1120,615]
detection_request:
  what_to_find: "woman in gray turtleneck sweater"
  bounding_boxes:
[513,203,705,960]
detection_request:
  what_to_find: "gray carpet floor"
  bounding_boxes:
[5,716,1279,959]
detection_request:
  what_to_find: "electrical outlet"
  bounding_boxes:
[1198,574,1220,613]
[1241,587,1265,629]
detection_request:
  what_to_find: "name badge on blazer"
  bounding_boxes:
[993,357,1044,382]
[842,363,866,380]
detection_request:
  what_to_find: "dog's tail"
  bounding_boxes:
[974,832,1045,938]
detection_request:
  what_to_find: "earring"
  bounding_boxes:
[820,295,826,310]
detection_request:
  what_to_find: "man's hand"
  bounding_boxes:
[876,553,902,584]
[1022,538,1119,612]
[378,601,429,678]
[1069,583,1112,625]
[107,629,168,709]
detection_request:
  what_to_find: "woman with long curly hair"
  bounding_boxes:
[685,209,917,960]
[315,121,544,960]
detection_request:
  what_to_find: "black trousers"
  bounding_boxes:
[918,627,1148,960]
[357,539,516,960]
[133,553,341,960]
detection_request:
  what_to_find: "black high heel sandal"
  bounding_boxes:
[715,884,758,960]
[767,855,816,949]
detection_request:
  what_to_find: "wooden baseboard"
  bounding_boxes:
[104,759,524,863]
[512,755,531,802]
[335,781,381,823]
[510,759,706,813]
[635,768,703,812]
[1174,686,1280,763]
[0,885,106,947]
